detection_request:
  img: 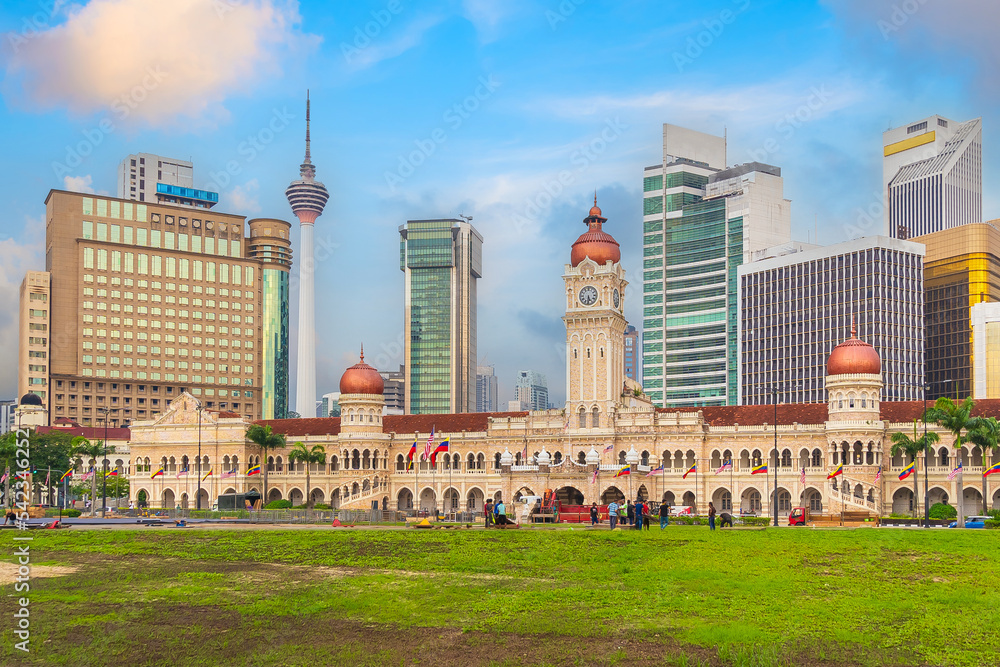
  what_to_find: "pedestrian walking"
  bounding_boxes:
[496,499,508,528]
[633,499,643,530]
[607,499,619,529]
[618,501,626,526]
[626,500,634,526]
[589,502,599,526]
[708,502,717,531]
[642,502,651,530]
[484,499,493,528]
[659,501,670,529]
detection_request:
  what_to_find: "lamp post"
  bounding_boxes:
[196,401,204,510]
[922,382,930,528]
[772,387,779,528]
[98,406,116,516]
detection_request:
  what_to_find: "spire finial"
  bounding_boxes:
[851,316,857,338]
[360,343,364,362]
[304,89,312,164]
[594,190,597,206]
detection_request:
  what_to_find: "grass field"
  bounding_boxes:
[1,525,998,666]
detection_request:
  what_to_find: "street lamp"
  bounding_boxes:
[98,406,116,516]
[769,384,800,528]
[196,401,204,510]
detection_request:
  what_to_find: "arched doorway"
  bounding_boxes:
[443,487,460,513]
[267,488,283,504]
[892,487,914,514]
[397,488,413,511]
[136,489,148,508]
[331,488,341,509]
[289,488,304,507]
[180,493,189,510]
[196,489,209,510]
[712,487,731,512]
[601,486,624,504]
[993,488,1000,511]
[466,487,484,511]
[310,488,325,506]
[513,487,535,502]
[963,487,983,512]
[419,488,436,513]
[681,491,695,508]
[770,487,791,513]
[662,490,676,506]
[636,485,648,502]
[926,487,948,507]
[802,488,823,512]
[741,488,761,514]
[556,487,584,505]
[162,488,175,509]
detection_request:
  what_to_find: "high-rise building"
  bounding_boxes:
[381,365,405,414]
[18,271,51,407]
[0,399,15,435]
[18,189,292,426]
[624,325,640,383]
[971,302,1000,400]
[883,115,982,239]
[285,93,330,418]
[739,235,925,404]
[912,222,1000,400]
[476,365,498,412]
[642,124,791,408]
[319,391,341,418]
[514,370,548,411]
[399,218,482,414]
[117,153,219,209]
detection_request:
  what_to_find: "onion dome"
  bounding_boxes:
[827,320,881,375]
[571,194,621,267]
[500,448,514,466]
[339,346,384,395]
[536,447,551,465]
[625,446,639,465]
[585,447,600,465]
[19,392,43,406]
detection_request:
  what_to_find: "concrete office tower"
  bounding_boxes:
[972,302,1000,399]
[117,153,219,209]
[624,325,640,383]
[642,124,791,408]
[380,366,405,414]
[515,370,549,411]
[285,93,330,418]
[883,115,982,238]
[399,218,482,414]
[246,218,293,419]
[18,271,51,410]
[319,391,341,417]
[912,222,1000,400]
[476,365,498,412]
[739,235,925,405]
[24,190,292,426]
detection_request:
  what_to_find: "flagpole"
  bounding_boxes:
[414,440,419,519]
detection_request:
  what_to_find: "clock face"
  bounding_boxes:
[579,286,598,306]
[613,288,620,309]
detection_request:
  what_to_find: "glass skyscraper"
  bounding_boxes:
[400,219,482,414]
[247,218,292,419]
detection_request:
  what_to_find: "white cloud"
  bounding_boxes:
[460,0,529,43]
[3,0,320,128]
[62,174,94,193]
[0,222,45,398]
[341,13,445,70]
[227,179,262,214]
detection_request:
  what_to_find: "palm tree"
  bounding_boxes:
[925,397,975,527]
[890,429,940,518]
[71,436,103,517]
[287,441,326,508]
[966,415,999,515]
[245,424,286,506]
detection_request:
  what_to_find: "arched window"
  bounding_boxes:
[396,454,405,471]
[494,452,502,469]
[811,449,822,467]
[618,451,626,465]
[467,453,476,470]
[330,455,339,471]
[591,407,599,428]
[577,451,586,464]
[578,406,586,428]
[553,452,562,464]
[641,451,649,466]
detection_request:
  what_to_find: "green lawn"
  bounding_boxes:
[1,526,998,666]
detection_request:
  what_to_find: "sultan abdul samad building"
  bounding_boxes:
[125,202,1000,516]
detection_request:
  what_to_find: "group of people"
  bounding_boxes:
[587,499,733,530]
[483,497,514,528]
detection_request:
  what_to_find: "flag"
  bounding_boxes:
[827,464,843,480]
[874,466,882,483]
[800,467,806,485]
[202,470,213,482]
[947,461,963,481]
[985,462,1000,477]
[591,467,599,484]
[105,469,119,478]
[614,465,631,478]
[898,461,916,481]
[150,467,164,479]
[247,465,261,476]
[424,427,435,461]
[676,506,693,516]
[603,444,614,453]
[682,464,697,479]
[563,421,570,432]
[406,441,417,470]
[82,470,94,481]
[59,469,72,482]
[431,438,450,466]
[646,466,664,476]
[715,461,732,475]
[221,468,236,479]
[0,471,7,484]
[751,463,768,475]
[176,467,189,478]
[45,470,50,486]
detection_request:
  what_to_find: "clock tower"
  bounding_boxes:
[563,197,629,429]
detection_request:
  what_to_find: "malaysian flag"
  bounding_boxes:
[221,468,236,479]
[603,444,613,453]
[716,461,732,475]
[646,466,664,476]
[424,426,435,461]
[948,461,963,481]
[800,467,806,485]
[591,468,599,484]
[874,466,882,483]
[176,467,189,479]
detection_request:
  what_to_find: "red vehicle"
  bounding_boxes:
[789,507,809,526]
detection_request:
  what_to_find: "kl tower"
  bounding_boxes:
[285,92,329,417]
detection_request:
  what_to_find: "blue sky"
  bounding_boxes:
[1,0,998,407]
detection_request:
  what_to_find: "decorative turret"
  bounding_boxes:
[338,346,385,435]
[826,319,882,422]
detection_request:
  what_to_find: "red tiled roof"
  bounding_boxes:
[254,412,529,437]
[689,404,830,426]
[36,426,131,440]
[880,399,1000,423]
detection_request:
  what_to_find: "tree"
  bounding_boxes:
[890,428,940,518]
[71,436,104,517]
[287,441,326,508]
[245,424,286,505]
[965,415,999,515]
[925,397,975,527]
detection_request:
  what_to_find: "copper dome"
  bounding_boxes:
[571,195,621,267]
[339,347,384,395]
[827,323,881,376]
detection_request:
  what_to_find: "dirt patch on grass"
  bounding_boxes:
[0,561,78,585]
